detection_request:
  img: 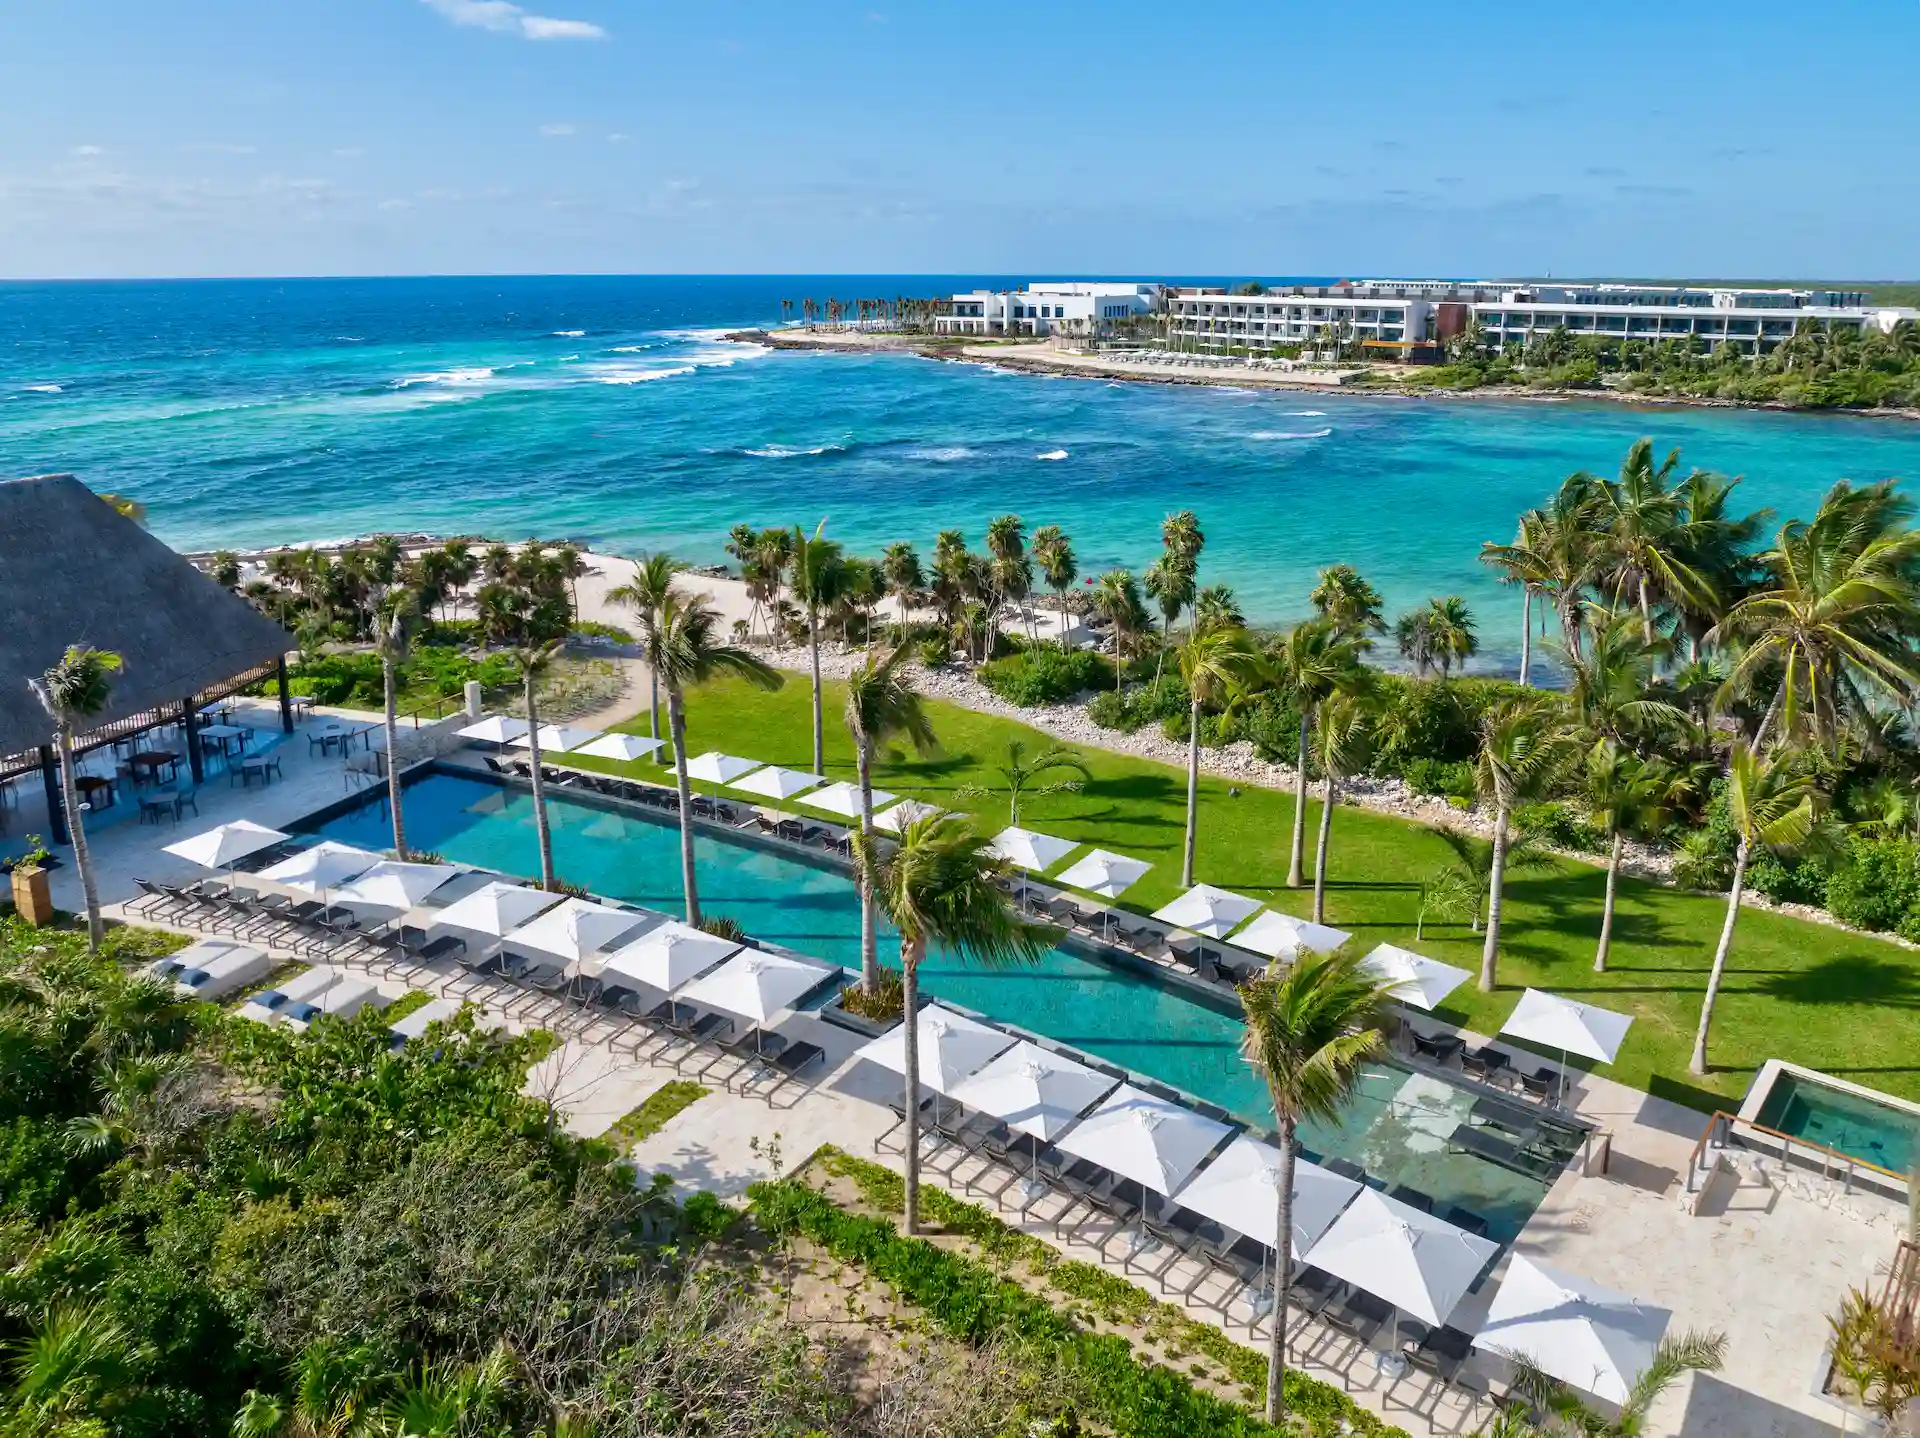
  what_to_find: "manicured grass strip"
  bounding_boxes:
[785,1148,1406,1438]
[609,1080,707,1149]
[382,988,436,1023]
[638,677,1920,1109]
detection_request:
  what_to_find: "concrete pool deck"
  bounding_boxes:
[56,723,1907,1438]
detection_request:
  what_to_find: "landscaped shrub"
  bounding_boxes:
[1401,757,1477,802]
[1369,674,1540,773]
[1826,838,1920,932]
[1087,688,1138,731]
[1745,850,1832,909]
[978,647,1109,706]
[916,637,951,669]
[1515,801,1606,855]
[285,645,518,707]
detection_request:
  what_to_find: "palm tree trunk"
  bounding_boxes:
[667,688,701,926]
[1518,587,1532,687]
[382,655,408,860]
[1478,805,1510,992]
[1181,698,1201,887]
[1638,571,1655,645]
[857,738,880,991]
[56,727,103,951]
[809,607,824,775]
[522,678,557,891]
[901,939,925,1235]
[1755,675,1789,750]
[1596,830,1623,972]
[1287,709,1311,888]
[1266,1121,1298,1426]
[1312,774,1335,924]
[1154,615,1170,687]
[649,668,663,764]
[1691,837,1749,1075]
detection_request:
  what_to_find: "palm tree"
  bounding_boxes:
[1671,469,1770,662]
[1194,584,1244,631]
[1271,619,1368,888]
[1690,742,1819,1074]
[370,587,421,861]
[1309,690,1373,924]
[1592,438,1718,644]
[8,1302,149,1426]
[879,540,924,636]
[1144,554,1196,685]
[855,815,1051,1234]
[1425,596,1478,678]
[1176,627,1263,886]
[654,593,784,925]
[1481,507,1552,686]
[513,639,565,891]
[1710,479,1920,751]
[1504,1330,1727,1438]
[378,1344,515,1437]
[1031,524,1077,634]
[607,552,686,760]
[845,642,939,992]
[1309,563,1386,637]
[1563,606,1692,750]
[1238,948,1392,1426]
[1584,742,1686,973]
[1474,696,1579,991]
[791,523,847,775]
[30,645,123,950]
[1394,607,1437,678]
[1484,473,1606,662]
[1091,569,1147,690]
[1431,827,1555,934]
[962,738,1091,825]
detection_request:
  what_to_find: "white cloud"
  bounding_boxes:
[71,145,105,157]
[421,0,606,41]
[539,122,576,137]
[606,132,631,143]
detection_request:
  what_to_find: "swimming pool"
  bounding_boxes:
[311,769,1556,1240]
[1747,1062,1919,1182]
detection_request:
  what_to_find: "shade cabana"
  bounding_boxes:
[1475,1253,1671,1406]
[1053,848,1152,939]
[990,826,1080,873]
[1152,884,1262,939]
[164,819,289,872]
[799,780,892,818]
[947,1040,1118,1143]
[729,765,825,816]
[683,751,762,785]
[1231,909,1351,960]
[258,842,383,916]
[430,882,562,949]
[1362,943,1472,1011]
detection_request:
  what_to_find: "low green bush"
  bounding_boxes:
[1515,801,1606,855]
[1826,838,1920,932]
[285,645,518,708]
[1401,757,1477,802]
[916,637,951,669]
[979,647,1109,707]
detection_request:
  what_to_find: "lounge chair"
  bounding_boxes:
[753,1040,825,1101]
[1322,1288,1392,1348]
[1447,1122,1560,1181]
[1323,1156,1368,1184]
[1461,1046,1512,1084]
[1408,1028,1464,1064]
[693,1026,786,1083]
[1387,1184,1435,1213]
[1443,1204,1491,1237]
[1520,1067,1561,1101]
[1401,1324,1474,1384]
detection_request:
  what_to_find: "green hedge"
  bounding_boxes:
[979,647,1112,707]
[285,645,520,708]
[751,1153,1410,1438]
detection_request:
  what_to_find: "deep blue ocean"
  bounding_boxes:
[6,274,1918,672]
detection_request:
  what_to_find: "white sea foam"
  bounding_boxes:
[1286,410,1326,417]
[1248,428,1332,441]
[22,383,62,394]
[392,367,495,388]
[1035,449,1069,461]
[591,364,696,385]
[608,344,650,353]
[553,329,586,337]
[902,445,977,462]
[743,443,844,458]
[1210,386,1255,394]
[558,354,579,362]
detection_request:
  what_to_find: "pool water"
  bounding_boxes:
[313,770,1553,1240]
[1756,1073,1918,1177]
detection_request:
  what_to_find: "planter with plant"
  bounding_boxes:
[8,836,55,925]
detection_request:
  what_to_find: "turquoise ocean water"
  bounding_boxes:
[6,274,1919,672]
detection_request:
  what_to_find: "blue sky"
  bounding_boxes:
[3,0,1916,279]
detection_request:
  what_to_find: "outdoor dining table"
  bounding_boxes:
[289,695,316,721]
[198,724,252,758]
[74,775,116,809]
[198,701,235,724]
[127,750,182,784]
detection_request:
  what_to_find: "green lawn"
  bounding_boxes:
[585,677,1920,1113]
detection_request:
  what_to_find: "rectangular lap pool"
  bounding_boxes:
[310,769,1558,1241]
[1742,1060,1919,1185]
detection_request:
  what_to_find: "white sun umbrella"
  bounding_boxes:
[676,949,837,1025]
[990,825,1078,896]
[856,1002,1015,1093]
[455,714,529,745]
[875,798,945,833]
[601,921,740,992]
[1232,909,1352,959]
[1475,1253,1672,1406]
[507,896,646,967]
[257,841,382,918]
[571,732,666,762]
[1499,988,1634,1104]
[1362,943,1473,1011]
[332,859,461,912]
[431,881,563,968]
[1305,1187,1498,1336]
[729,764,825,818]
[509,723,601,754]
[1055,1085,1234,1252]
[680,751,760,785]
[950,1041,1119,1197]
[1055,849,1152,939]
[163,819,289,873]
[1152,883,1262,939]
[799,779,892,818]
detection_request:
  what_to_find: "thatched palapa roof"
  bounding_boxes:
[0,475,292,756]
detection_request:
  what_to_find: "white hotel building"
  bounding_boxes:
[1165,281,1916,358]
[935,281,1161,337]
